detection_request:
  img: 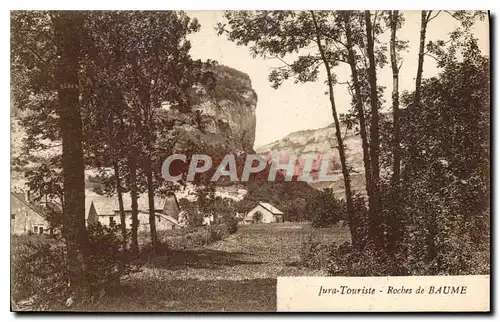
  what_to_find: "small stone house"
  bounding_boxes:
[11,192,50,235]
[244,202,284,224]
[85,192,182,231]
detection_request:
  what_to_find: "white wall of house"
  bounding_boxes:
[245,204,275,224]
[11,211,48,235]
[203,214,214,226]
[157,215,178,230]
[98,212,178,231]
[11,194,49,235]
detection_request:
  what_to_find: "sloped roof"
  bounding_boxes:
[163,194,180,217]
[11,192,48,219]
[159,214,181,226]
[259,202,284,215]
[85,191,166,217]
[12,192,26,202]
[87,201,99,225]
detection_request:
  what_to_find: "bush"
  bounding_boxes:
[156,224,233,250]
[11,223,136,310]
[301,235,490,277]
[85,224,136,294]
[222,213,238,234]
[212,224,230,240]
[326,242,407,276]
[11,238,68,310]
[299,235,335,271]
[227,219,238,234]
[252,211,263,223]
[307,189,344,228]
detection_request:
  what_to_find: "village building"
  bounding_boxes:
[244,202,284,224]
[11,192,50,235]
[85,192,183,231]
[202,214,215,226]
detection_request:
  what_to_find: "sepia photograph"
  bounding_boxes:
[10,9,490,312]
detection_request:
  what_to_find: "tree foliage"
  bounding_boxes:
[307,189,344,228]
[394,37,490,273]
[11,10,217,302]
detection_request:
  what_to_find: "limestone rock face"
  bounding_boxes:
[255,124,365,197]
[195,65,257,153]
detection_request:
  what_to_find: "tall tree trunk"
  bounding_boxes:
[415,11,431,107]
[343,12,374,240]
[52,11,89,297]
[114,161,127,250]
[129,147,139,255]
[389,10,401,183]
[415,10,442,265]
[311,11,358,248]
[146,157,157,252]
[140,89,157,251]
[364,10,383,250]
[404,11,433,182]
[387,10,403,254]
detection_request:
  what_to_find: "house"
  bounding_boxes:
[244,202,284,224]
[11,192,50,235]
[202,214,214,226]
[85,192,182,231]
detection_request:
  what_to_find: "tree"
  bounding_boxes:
[307,188,344,228]
[53,11,91,297]
[406,10,485,178]
[342,11,371,190]
[281,197,307,222]
[314,11,388,248]
[414,11,438,107]
[11,11,64,208]
[78,12,142,254]
[218,10,360,247]
[82,85,130,248]
[363,10,384,249]
[81,11,213,253]
[399,36,489,273]
[310,11,357,243]
[382,10,408,253]
[340,11,373,247]
[387,10,405,183]
[252,211,263,224]
[123,12,213,252]
[80,12,133,249]
[12,11,91,297]
[114,162,128,249]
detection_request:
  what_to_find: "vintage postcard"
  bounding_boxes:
[10,10,490,312]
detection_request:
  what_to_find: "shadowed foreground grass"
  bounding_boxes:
[83,222,350,312]
[89,278,277,312]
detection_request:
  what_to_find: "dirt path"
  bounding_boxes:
[91,223,349,312]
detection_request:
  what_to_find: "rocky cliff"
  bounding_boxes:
[194,65,257,153]
[255,124,366,198]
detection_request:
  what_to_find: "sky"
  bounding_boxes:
[186,11,489,148]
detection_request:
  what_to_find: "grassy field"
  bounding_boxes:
[86,222,350,312]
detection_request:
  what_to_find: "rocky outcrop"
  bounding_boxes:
[194,65,257,153]
[255,124,366,197]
